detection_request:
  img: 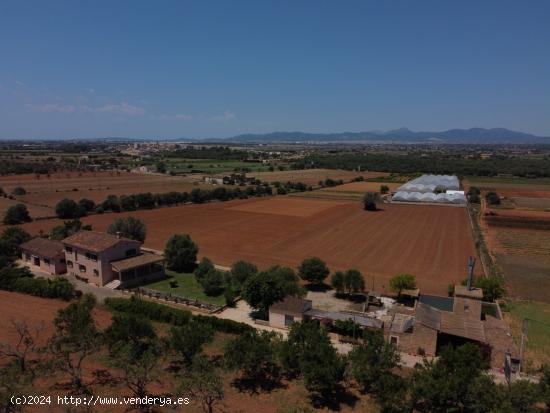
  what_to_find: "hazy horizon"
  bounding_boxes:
[1,0,549,139]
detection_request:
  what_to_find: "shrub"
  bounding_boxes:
[194,257,214,282]
[200,269,225,296]
[104,296,253,334]
[389,273,417,296]
[12,187,26,196]
[363,192,381,211]
[0,267,76,300]
[104,296,192,326]
[298,257,330,284]
[107,216,147,242]
[486,191,501,206]
[165,234,198,272]
[55,198,84,219]
[3,204,32,225]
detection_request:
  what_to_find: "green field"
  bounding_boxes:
[166,159,278,174]
[143,270,225,305]
[505,301,550,368]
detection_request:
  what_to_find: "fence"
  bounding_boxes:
[128,287,223,313]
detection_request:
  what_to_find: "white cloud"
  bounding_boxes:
[25,103,76,113]
[208,111,236,122]
[96,102,146,116]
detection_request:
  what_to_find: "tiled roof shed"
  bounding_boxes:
[20,238,65,259]
[270,296,313,316]
[415,302,486,343]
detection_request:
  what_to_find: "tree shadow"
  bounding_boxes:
[249,309,268,321]
[333,292,366,303]
[231,375,287,395]
[306,283,332,293]
[309,385,359,411]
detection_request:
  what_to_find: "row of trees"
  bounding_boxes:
[297,151,550,178]
[273,181,312,194]
[53,185,274,219]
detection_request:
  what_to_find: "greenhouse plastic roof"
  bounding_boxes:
[396,174,460,193]
[392,191,466,204]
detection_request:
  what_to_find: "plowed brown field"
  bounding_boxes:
[10,197,476,295]
[246,169,388,185]
[0,290,112,347]
[0,171,210,208]
[0,196,55,218]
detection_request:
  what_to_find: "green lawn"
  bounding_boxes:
[505,301,550,367]
[143,270,226,306]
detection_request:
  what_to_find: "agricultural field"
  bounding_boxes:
[246,169,387,186]
[468,176,550,211]
[0,196,55,219]
[479,178,550,302]
[505,300,550,368]
[0,290,112,346]
[11,196,477,296]
[294,181,401,200]
[466,176,550,189]
[162,158,277,174]
[0,171,213,209]
[510,197,550,210]
[485,218,550,302]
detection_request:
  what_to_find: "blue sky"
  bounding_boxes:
[1,0,549,139]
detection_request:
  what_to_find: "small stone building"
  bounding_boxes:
[269,296,313,328]
[20,237,67,275]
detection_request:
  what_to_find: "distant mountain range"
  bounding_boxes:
[220,128,550,144]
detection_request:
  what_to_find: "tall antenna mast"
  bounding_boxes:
[467,256,476,290]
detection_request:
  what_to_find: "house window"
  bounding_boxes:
[65,246,73,253]
[284,314,295,327]
[67,260,73,268]
[25,253,31,261]
[44,258,50,265]
[79,264,86,273]
[93,269,99,276]
[390,335,399,347]
[85,252,98,262]
[126,248,137,257]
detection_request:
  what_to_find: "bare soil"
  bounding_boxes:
[10,196,477,296]
[0,171,211,208]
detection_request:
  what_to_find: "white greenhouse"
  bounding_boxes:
[392,175,466,205]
